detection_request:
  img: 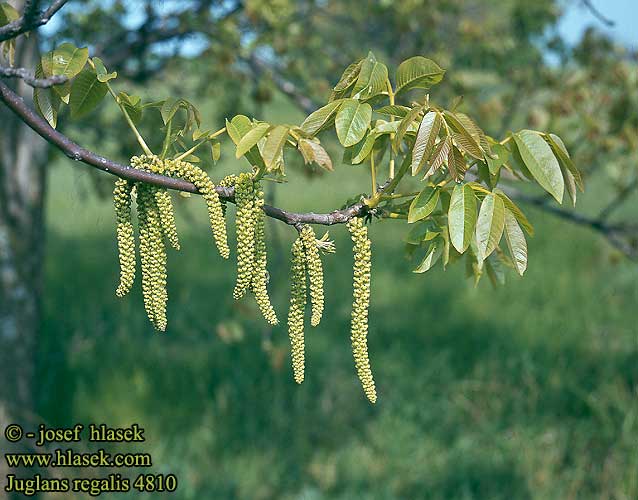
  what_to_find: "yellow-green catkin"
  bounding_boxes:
[300,225,324,327]
[139,155,229,259]
[154,189,180,250]
[233,172,256,300]
[138,185,169,331]
[219,174,237,217]
[287,237,307,383]
[113,178,136,297]
[251,186,278,325]
[347,217,376,403]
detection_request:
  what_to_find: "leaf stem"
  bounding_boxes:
[173,126,227,162]
[370,152,377,195]
[88,59,153,156]
[386,78,396,178]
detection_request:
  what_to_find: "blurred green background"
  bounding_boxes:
[9,0,638,498]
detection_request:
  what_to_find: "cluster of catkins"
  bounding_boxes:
[113,158,375,401]
[286,225,326,383]
[225,172,278,325]
[113,155,229,331]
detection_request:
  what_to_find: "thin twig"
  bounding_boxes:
[0,0,69,42]
[0,66,67,88]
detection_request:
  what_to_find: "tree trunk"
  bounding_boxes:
[0,1,47,490]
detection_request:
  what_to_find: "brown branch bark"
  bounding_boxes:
[0,65,67,87]
[0,0,69,42]
[0,80,369,227]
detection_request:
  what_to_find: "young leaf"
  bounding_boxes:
[513,130,564,203]
[503,208,528,276]
[41,43,89,80]
[235,122,270,159]
[262,125,289,169]
[426,137,451,178]
[298,139,333,171]
[447,145,467,182]
[160,97,181,125]
[475,193,505,259]
[547,133,583,191]
[333,59,363,92]
[486,143,509,175]
[211,141,221,164]
[443,111,482,159]
[375,105,411,117]
[448,184,477,253]
[117,92,142,124]
[335,99,372,147]
[393,105,422,151]
[395,56,445,94]
[226,115,265,168]
[408,186,440,223]
[69,69,108,118]
[493,189,534,236]
[411,111,442,175]
[351,133,377,164]
[352,51,388,99]
[92,57,117,82]
[300,100,343,136]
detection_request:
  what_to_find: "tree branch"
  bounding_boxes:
[0,80,369,226]
[0,0,69,42]
[0,65,67,87]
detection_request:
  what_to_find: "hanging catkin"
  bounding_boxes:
[251,185,278,325]
[347,217,377,403]
[233,172,256,300]
[300,225,324,327]
[287,236,307,383]
[113,178,136,297]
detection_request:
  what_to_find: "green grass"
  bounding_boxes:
[38,105,638,499]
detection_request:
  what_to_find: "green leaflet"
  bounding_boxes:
[351,133,377,164]
[413,240,443,273]
[513,130,564,203]
[408,186,440,223]
[335,99,372,147]
[262,125,289,170]
[395,56,445,94]
[298,139,333,171]
[235,122,270,159]
[92,57,117,82]
[411,111,442,175]
[69,68,108,118]
[448,184,477,253]
[300,100,343,136]
[503,208,528,276]
[475,193,505,260]
[375,105,412,117]
[352,52,388,99]
[393,105,423,152]
[33,63,61,128]
[493,188,534,236]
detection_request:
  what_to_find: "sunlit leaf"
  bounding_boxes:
[69,68,108,118]
[503,208,528,275]
[262,125,289,169]
[333,59,363,92]
[300,100,343,136]
[395,56,445,94]
[235,122,270,159]
[443,110,483,159]
[335,99,372,147]
[408,186,440,223]
[547,133,583,191]
[226,115,265,167]
[475,193,505,259]
[393,105,422,151]
[448,183,477,253]
[41,43,89,80]
[513,130,564,203]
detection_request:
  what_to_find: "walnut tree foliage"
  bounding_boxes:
[17,37,583,401]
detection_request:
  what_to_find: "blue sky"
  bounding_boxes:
[558,0,636,50]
